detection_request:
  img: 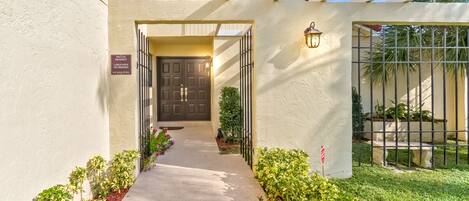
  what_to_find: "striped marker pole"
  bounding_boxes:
[320,145,325,177]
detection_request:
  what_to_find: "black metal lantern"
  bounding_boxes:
[304,21,322,48]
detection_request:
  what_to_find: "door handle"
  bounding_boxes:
[184,88,188,102]
[180,85,184,102]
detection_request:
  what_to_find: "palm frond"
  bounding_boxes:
[362,25,469,84]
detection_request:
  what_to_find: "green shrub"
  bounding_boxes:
[256,148,342,201]
[374,101,432,121]
[69,166,86,200]
[143,154,157,171]
[108,150,140,192]
[35,184,73,201]
[146,129,158,156]
[219,87,241,143]
[148,135,158,155]
[86,155,110,198]
[145,128,155,157]
[36,151,140,200]
[352,87,365,140]
[147,131,172,155]
[144,130,173,171]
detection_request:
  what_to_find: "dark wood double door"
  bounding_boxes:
[157,57,211,121]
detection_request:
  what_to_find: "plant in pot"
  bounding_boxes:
[217,87,241,153]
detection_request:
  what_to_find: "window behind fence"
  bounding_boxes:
[352,24,469,168]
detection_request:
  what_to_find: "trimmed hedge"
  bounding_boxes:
[256,148,342,201]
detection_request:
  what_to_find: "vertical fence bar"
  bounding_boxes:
[455,27,460,165]
[443,28,448,166]
[146,37,150,150]
[243,35,249,162]
[137,30,143,170]
[250,29,253,167]
[139,31,142,159]
[141,32,145,153]
[143,33,147,160]
[418,26,423,165]
[249,29,253,167]
[357,28,362,166]
[246,30,250,165]
[142,32,145,153]
[239,34,243,156]
[431,27,436,168]
[241,34,244,159]
[246,29,252,168]
[382,28,387,166]
[370,28,374,166]
[244,34,247,160]
[394,28,399,165]
[243,33,246,160]
[358,28,362,98]
[246,31,249,165]
[145,56,147,150]
[465,28,469,164]
[406,28,411,167]
[144,36,147,151]
[240,34,245,157]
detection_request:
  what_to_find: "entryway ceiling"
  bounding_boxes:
[144,23,252,37]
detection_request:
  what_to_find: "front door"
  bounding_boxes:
[157,57,211,121]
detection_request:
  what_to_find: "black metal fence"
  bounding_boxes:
[353,24,469,168]
[240,28,254,168]
[137,29,152,170]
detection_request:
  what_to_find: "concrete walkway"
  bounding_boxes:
[124,122,265,201]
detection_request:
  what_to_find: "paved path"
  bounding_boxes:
[124,122,264,201]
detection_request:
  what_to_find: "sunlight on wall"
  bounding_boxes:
[212,37,241,135]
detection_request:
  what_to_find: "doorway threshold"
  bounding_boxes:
[157,121,211,128]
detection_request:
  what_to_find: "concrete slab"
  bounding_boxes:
[124,122,265,201]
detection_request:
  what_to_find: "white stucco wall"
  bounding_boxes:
[212,37,241,135]
[0,0,109,200]
[109,0,469,178]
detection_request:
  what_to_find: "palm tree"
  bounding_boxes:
[363,25,469,84]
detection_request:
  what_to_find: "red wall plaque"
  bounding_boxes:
[111,55,131,75]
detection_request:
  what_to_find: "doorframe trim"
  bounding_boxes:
[156,56,212,121]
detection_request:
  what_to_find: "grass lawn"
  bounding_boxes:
[332,143,469,201]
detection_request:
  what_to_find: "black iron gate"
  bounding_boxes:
[353,24,469,168]
[240,28,253,168]
[137,29,152,170]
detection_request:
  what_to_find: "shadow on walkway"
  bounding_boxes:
[124,122,264,201]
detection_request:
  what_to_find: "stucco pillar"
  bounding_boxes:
[108,18,139,155]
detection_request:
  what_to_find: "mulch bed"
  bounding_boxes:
[215,137,240,154]
[106,188,129,201]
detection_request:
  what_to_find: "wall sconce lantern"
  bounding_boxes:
[205,57,212,76]
[205,57,212,69]
[304,21,322,48]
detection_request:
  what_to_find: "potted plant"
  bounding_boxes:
[364,101,445,143]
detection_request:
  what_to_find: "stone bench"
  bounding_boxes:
[368,141,434,168]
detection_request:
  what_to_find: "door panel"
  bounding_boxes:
[158,58,185,121]
[157,57,211,121]
[184,58,211,120]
